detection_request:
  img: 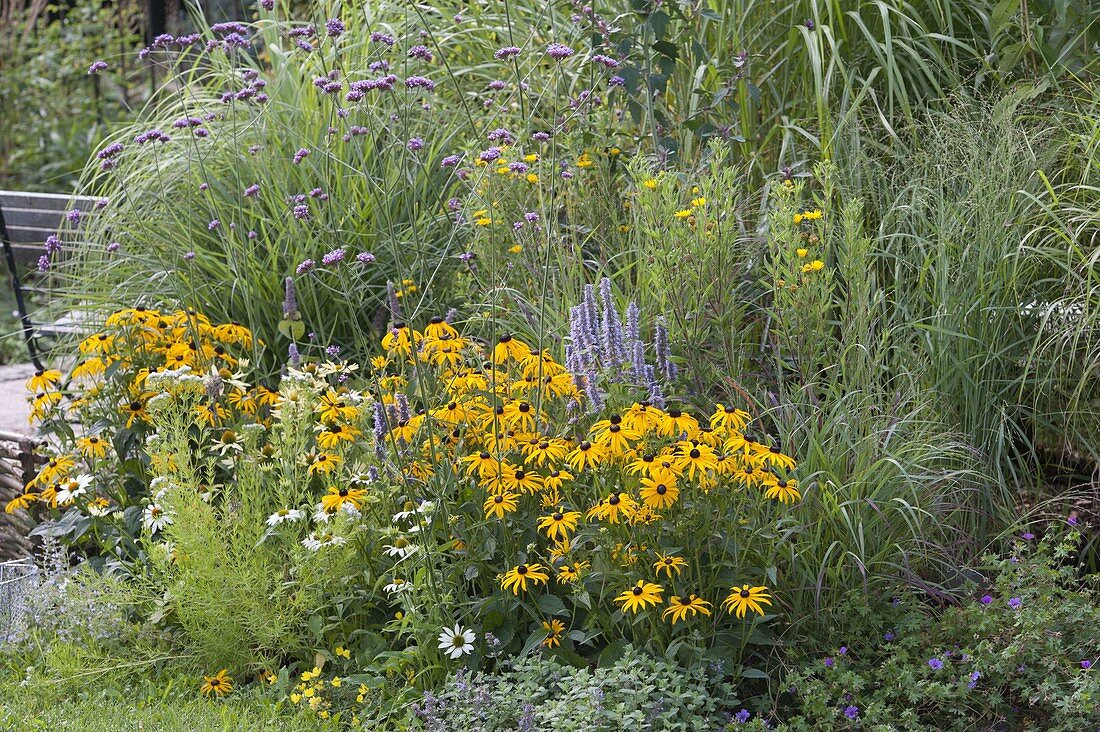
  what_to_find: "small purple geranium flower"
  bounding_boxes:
[980,594,993,605]
[1008,597,1022,610]
[844,705,859,720]
[928,658,944,670]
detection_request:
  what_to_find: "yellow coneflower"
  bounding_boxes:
[26,369,62,393]
[763,477,801,504]
[614,580,664,613]
[541,619,565,648]
[536,508,581,541]
[308,452,343,476]
[320,485,367,511]
[639,476,680,510]
[500,563,549,594]
[662,594,713,625]
[585,491,638,524]
[483,491,519,520]
[201,669,233,697]
[653,553,688,579]
[722,584,772,618]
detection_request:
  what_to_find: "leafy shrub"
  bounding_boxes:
[416,646,763,732]
[780,528,1100,730]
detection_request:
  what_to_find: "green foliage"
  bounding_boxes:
[780,529,1100,730]
[0,0,142,190]
[419,646,759,732]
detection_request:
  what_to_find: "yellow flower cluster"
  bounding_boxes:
[375,315,798,624]
[8,307,257,516]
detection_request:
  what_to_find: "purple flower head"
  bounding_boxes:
[183,251,195,261]
[1082,660,1093,670]
[199,182,209,191]
[508,162,529,174]
[487,128,515,145]
[44,235,62,254]
[441,154,461,168]
[884,631,895,641]
[805,19,815,30]
[325,344,340,357]
[479,147,503,163]
[488,80,506,91]
[296,258,314,274]
[134,129,170,145]
[494,46,521,60]
[106,241,120,253]
[407,137,424,151]
[980,594,993,605]
[36,255,50,272]
[370,32,395,46]
[546,42,574,60]
[1008,597,1022,610]
[288,342,300,366]
[843,706,859,720]
[824,657,834,668]
[244,183,260,197]
[1021,532,1035,540]
[405,75,435,91]
[532,131,551,142]
[88,60,108,74]
[293,205,310,220]
[591,54,621,69]
[734,709,751,724]
[325,18,344,37]
[609,75,625,87]
[260,0,273,10]
[322,248,346,265]
[1068,514,1078,525]
[967,670,981,689]
[293,148,310,164]
[839,646,848,655]
[283,276,298,317]
[357,252,375,264]
[208,219,220,230]
[928,658,944,670]
[408,45,433,61]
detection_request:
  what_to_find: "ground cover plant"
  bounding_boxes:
[2,0,1100,729]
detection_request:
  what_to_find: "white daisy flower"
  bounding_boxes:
[384,578,411,594]
[302,531,347,551]
[437,623,476,659]
[143,503,173,533]
[55,473,94,505]
[266,508,304,526]
[383,538,417,559]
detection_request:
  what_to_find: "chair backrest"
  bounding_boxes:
[0,190,97,264]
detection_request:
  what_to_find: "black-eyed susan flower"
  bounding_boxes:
[709,403,750,433]
[640,476,680,509]
[541,618,565,647]
[320,485,367,512]
[556,562,586,584]
[308,452,342,476]
[201,669,233,697]
[586,491,638,524]
[316,422,361,449]
[500,563,549,594]
[662,594,713,625]
[483,491,519,520]
[675,442,719,481]
[523,438,568,467]
[536,508,581,540]
[542,468,574,492]
[764,477,801,504]
[565,441,607,472]
[614,580,664,613]
[75,435,109,459]
[317,390,359,422]
[659,408,699,438]
[4,492,37,514]
[26,369,62,393]
[722,584,772,618]
[461,451,500,479]
[500,465,543,494]
[653,553,688,579]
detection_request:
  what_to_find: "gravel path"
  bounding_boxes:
[0,363,33,436]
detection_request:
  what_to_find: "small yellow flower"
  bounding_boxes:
[614,580,664,613]
[201,669,233,697]
[508,244,523,254]
[691,196,706,208]
[334,646,351,660]
[642,178,658,190]
[673,208,694,220]
[796,248,808,258]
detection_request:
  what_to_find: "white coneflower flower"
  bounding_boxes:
[384,578,411,594]
[313,503,338,523]
[383,537,417,559]
[143,503,173,533]
[302,531,347,551]
[437,623,476,659]
[266,508,304,526]
[55,473,94,504]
